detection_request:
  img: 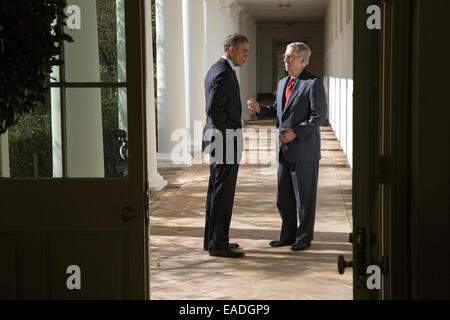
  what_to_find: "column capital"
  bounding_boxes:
[240,12,256,26]
[219,0,235,9]
[239,11,250,21]
[230,4,243,17]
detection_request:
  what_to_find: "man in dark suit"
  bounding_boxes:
[202,34,249,258]
[248,42,327,251]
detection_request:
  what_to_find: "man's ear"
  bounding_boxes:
[300,56,307,66]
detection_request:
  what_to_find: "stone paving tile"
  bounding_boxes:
[150,122,353,300]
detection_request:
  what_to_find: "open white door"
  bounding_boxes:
[0,0,149,299]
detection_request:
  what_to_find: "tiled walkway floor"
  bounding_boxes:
[149,121,353,300]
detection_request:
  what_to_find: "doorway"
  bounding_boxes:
[0,0,149,299]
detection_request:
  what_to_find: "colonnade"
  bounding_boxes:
[0,0,258,191]
[148,0,258,190]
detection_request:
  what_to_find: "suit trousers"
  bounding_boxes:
[276,152,319,243]
[204,162,239,250]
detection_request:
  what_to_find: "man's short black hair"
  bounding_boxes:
[224,33,248,52]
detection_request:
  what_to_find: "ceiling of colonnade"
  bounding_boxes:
[237,0,329,23]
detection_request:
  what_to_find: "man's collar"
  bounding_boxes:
[291,68,306,80]
[222,55,236,71]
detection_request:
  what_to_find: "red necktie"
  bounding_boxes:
[283,77,295,109]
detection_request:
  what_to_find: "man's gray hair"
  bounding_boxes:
[224,33,249,52]
[288,42,312,65]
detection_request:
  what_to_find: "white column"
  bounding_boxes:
[145,0,167,191]
[183,0,206,153]
[204,0,221,69]
[219,0,235,41]
[230,4,242,35]
[65,0,104,177]
[0,132,10,177]
[239,11,252,121]
[156,0,192,166]
[230,4,243,82]
[249,19,258,101]
[117,0,127,132]
[50,64,62,177]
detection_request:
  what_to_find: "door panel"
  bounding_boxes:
[42,231,129,299]
[0,0,148,299]
[353,0,382,300]
[0,232,24,299]
[2,178,147,299]
[353,0,413,299]
[380,0,413,299]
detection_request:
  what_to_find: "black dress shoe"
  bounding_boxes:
[229,243,240,249]
[269,240,294,247]
[204,243,240,251]
[291,241,311,251]
[209,247,245,258]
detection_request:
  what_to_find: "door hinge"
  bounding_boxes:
[145,181,150,227]
[379,255,389,276]
[378,154,388,184]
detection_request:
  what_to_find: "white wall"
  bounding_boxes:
[256,22,323,94]
[323,0,353,168]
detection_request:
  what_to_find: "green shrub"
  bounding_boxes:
[0,0,72,134]
[8,94,52,178]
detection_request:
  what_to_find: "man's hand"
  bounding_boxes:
[247,98,261,113]
[279,128,296,144]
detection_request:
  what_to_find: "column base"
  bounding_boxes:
[148,172,167,191]
[157,153,193,168]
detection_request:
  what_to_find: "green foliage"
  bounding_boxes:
[97,0,120,131]
[100,82,119,130]
[97,0,118,83]
[0,0,73,134]
[8,92,52,178]
[151,0,156,61]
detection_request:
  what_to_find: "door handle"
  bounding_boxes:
[337,232,354,274]
[337,227,368,289]
[122,207,136,222]
[337,255,353,274]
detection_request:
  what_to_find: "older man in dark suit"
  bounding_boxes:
[248,42,327,251]
[202,34,249,258]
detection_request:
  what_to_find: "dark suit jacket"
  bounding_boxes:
[257,69,328,163]
[202,58,243,160]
